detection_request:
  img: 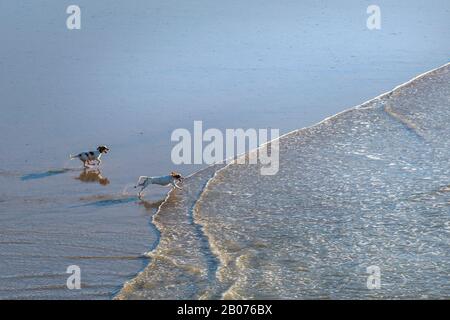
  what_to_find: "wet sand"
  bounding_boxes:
[118,63,450,300]
[1,1,450,299]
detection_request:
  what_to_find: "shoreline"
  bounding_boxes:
[2,1,450,299]
[116,61,450,299]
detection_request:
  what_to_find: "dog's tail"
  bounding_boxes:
[69,154,79,160]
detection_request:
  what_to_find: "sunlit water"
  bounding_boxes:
[118,64,450,299]
[0,166,162,299]
[1,1,450,299]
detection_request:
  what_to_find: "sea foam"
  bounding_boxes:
[117,63,450,299]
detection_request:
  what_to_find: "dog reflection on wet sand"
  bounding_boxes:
[76,169,110,186]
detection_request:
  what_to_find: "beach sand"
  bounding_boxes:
[118,63,450,300]
[0,1,449,299]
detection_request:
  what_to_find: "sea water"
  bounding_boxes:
[1,1,450,299]
[118,64,450,299]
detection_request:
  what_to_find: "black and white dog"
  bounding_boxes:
[70,145,110,168]
[134,172,183,197]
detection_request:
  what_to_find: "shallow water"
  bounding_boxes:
[0,168,158,299]
[1,1,450,299]
[117,164,225,299]
[118,65,450,299]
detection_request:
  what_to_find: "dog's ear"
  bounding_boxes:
[171,172,181,179]
[171,172,181,178]
[97,145,109,153]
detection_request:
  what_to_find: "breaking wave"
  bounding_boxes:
[117,63,450,299]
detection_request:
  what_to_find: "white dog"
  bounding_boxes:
[70,145,109,168]
[134,172,183,197]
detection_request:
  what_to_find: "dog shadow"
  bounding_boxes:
[78,196,166,210]
[75,168,110,186]
[21,168,75,181]
[83,197,137,207]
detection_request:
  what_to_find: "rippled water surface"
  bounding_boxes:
[119,65,450,299]
[1,0,450,299]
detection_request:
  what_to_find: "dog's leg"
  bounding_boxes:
[172,182,183,190]
[138,185,148,198]
[137,178,150,197]
[134,176,148,188]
